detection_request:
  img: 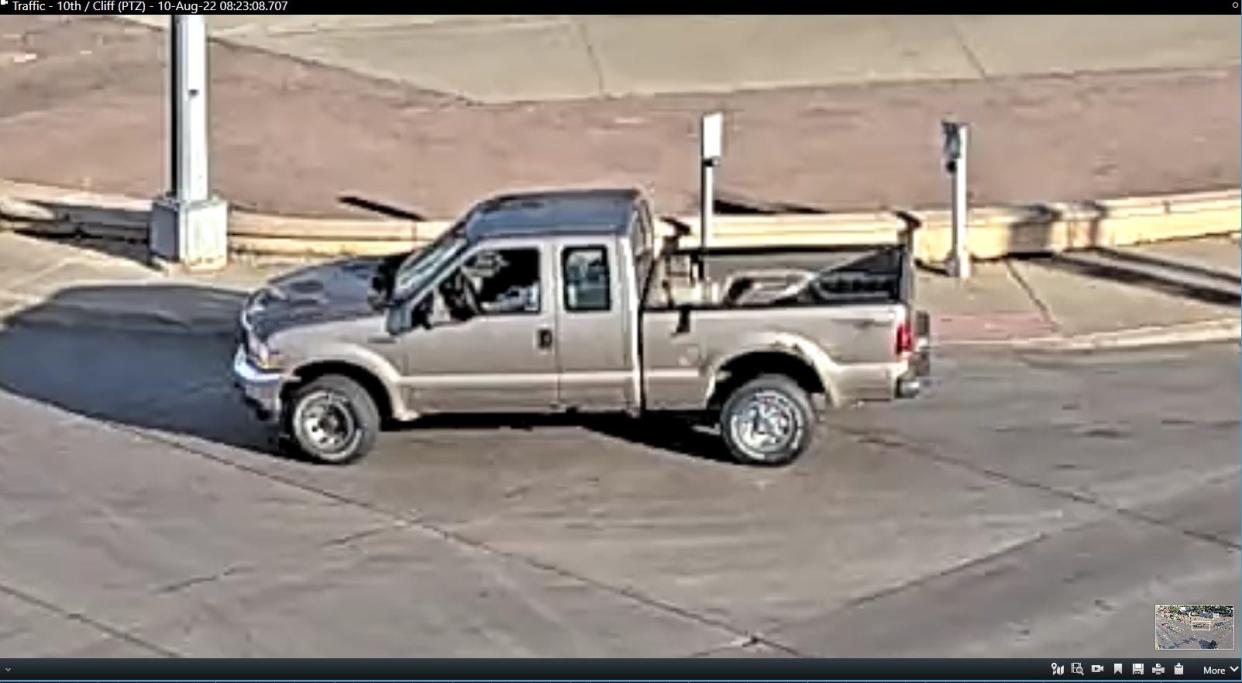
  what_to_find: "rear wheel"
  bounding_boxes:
[283,375,380,465]
[719,374,815,466]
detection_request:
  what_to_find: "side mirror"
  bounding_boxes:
[385,302,412,336]
[385,298,432,336]
[410,298,435,330]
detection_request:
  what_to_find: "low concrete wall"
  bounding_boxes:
[1,179,1237,262]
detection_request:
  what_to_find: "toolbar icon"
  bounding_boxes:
[1072,663,1085,675]
[1153,663,1166,675]
[1174,663,1184,676]
[1133,663,1145,675]
[1114,663,1124,674]
[1092,665,1105,673]
[1052,662,1066,676]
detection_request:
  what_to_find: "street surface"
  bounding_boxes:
[0,309,1235,657]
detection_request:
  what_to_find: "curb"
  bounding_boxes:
[1,179,1238,262]
[939,318,1240,352]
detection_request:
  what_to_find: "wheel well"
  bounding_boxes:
[283,361,393,421]
[709,351,826,409]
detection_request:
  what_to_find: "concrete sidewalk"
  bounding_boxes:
[0,17,1237,219]
[121,15,1241,103]
[0,232,1235,349]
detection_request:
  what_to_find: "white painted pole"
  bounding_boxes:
[699,112,722,281]
[945,122,971,280]
[172,15,209,203]
[700,162,714,274]
[150,14,227,271]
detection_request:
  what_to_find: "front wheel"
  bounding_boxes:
[283,375,380,465]
[719,375,815,466]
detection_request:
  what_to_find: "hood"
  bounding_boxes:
[245,254,404,338]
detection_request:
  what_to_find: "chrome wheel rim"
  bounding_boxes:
[296,391,359,458]
[729,390,801,459]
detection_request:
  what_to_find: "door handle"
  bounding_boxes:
[536,327,554,350]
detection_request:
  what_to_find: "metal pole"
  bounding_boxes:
[172,15,209,202]
[950,124,970,280]
[150,14,227,271]
[699,112,722,282]
[699,159,714,280]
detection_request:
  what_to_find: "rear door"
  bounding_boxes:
[553,236,635,410]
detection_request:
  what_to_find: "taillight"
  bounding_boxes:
[896,320,913,356]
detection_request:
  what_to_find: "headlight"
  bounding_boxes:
[245,334,283,371]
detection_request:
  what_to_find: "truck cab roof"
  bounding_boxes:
[465,188,644,242]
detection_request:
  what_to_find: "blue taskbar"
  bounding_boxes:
[0,659,1239,682]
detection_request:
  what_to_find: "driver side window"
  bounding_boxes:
[439,247,542,318]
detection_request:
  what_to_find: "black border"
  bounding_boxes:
[0,658,1240,681]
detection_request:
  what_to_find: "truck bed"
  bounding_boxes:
[647,243,912,310]
[637,242,915,411]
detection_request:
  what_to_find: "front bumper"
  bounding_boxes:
[232,346,284,421]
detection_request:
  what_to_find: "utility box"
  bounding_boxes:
[150,196,229,271]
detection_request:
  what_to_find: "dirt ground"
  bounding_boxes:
[0,16,1238,219]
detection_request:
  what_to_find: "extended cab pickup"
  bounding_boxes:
[234,189,930,465]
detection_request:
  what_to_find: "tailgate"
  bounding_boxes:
[898,237,932,378]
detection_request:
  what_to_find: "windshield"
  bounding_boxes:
[392,233,467,302]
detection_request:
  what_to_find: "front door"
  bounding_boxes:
[398,240,558,413]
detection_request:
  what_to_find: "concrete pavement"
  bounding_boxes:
[121,15,1241,103]
[0,319,1234,656]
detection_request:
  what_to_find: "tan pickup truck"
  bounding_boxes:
[235,189,930,466]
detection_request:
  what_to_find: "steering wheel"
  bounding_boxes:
[459,273,482,314]
[443,272,481,319]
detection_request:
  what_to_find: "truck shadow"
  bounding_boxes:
[0,284,734,466]
[0,284,271,451]
[394,413,733,464]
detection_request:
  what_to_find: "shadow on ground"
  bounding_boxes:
[393,412,732,464]
[5,197,158,268]
[0,284,264,447]
[0,284,728,464]
[337,194,427,221]
[1019,250,1240,308]
[992,201,1240,307]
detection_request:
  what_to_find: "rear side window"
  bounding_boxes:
[563,247,611,312]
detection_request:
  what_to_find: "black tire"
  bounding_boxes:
[283,375,380,465]
[719,374,815,466]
